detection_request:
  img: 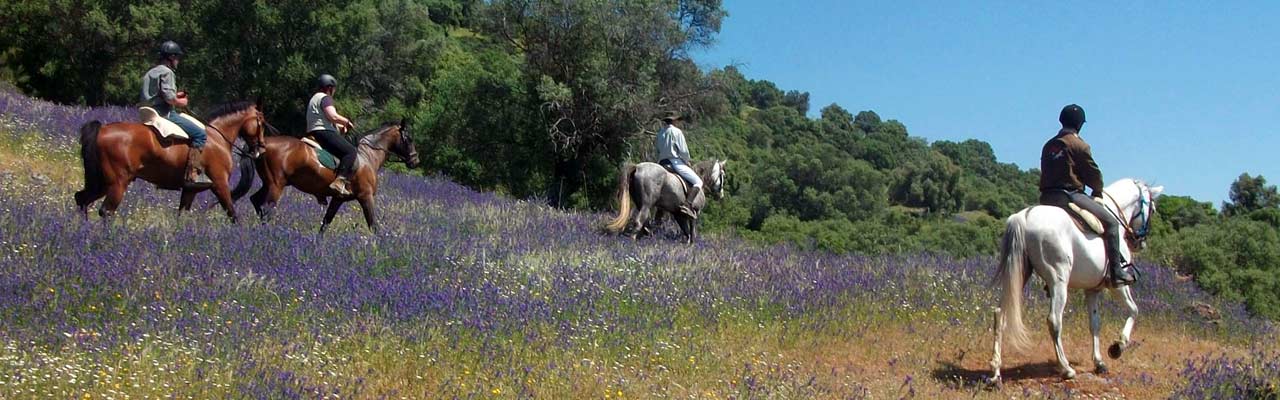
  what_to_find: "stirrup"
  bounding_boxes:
[184,171,213,189]
[329,178,352,196]
[1109,263,1137,286]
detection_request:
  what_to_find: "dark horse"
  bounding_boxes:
[75,101,268,221]
[240,120,419,233]
[604,160,727,243]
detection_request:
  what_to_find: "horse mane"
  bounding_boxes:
[356,122,402,147]
[692,160,719,177]
[205,101,255,122]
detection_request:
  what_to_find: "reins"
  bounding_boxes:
[186,106,269,159]
[1101,181,1153,245]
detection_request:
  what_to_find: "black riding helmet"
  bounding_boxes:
[316,74,337,89]
[159,41,184,57]
[1059,104,1086,130]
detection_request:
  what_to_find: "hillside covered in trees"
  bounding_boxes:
[2,0,1278,319]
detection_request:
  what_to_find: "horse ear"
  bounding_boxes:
[255,96,264,109]
[1150,185,1164,197]
[721,159,728,169]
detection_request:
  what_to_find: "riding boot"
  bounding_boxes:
[184,147,213,189]
[678,186,701,220]
[329,175,353,196]
[328,168,353,196]
[1105,230,1137,286]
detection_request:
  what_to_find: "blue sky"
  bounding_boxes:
[692,1,1280,207]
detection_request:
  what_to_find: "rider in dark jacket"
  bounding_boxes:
[1039,104,1136,287]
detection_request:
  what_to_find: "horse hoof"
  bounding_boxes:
[986,376,1002,388]
[1095,363,1109,375]
[1062,368,1077,380]
[1108,342,1125,359]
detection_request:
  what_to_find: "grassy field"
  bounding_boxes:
[0,89,1275,399]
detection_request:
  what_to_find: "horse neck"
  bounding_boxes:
[207,112,246,145]
[692,160,712,180]
[1105,180,1142,219]
[356,129,394,170]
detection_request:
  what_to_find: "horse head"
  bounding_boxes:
[706,159,728,200]
[389,118,420,168]
[242,99,271,159]
[206,99,269,159]
[1107,178,1164,249]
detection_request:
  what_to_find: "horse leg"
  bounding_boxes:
[357,196,378,234]
[630,204,650,240]
[1086,290,1108,374]
[178,188,197,213]
[1108,286,1139,359]
[99,182,128,219]
[675,215,693,244]
[74,187,106,219]
[249,186,268,219]
[210,182,238,223]
[319,199,345,234]
[989,307,1004,384]
[1047,281,1075,379]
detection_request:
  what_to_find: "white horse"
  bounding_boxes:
[990,178,1162,382]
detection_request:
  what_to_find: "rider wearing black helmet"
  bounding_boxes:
[1039,104,1136,287]
[306,74,358,195]
[141,40,211,188]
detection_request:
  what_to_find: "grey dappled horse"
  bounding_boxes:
[990,178,1162,382]
[604,160,727,243]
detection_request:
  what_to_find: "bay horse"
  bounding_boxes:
[74,100,269,222]
[604,160,727,243]
[242,120,419,233]
[990,178,1162,382]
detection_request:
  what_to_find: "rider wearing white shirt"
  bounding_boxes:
[655,113,702,219]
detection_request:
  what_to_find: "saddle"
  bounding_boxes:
[1065,200,1106,235]
[657,160,690,193]
[139,107,204,140]
[299,136,339,170]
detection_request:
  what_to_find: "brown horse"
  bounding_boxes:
[242,120,419,233]
[74,101,269,222]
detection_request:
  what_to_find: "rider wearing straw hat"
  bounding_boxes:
[1039,104,1137,287]
[655,112,701,219]
[305,74,358,196]
[141,40,211,188]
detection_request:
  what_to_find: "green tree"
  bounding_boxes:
[1156,195,1218,231]
[0,1,187,105]
[1223,173,1280,217]
[487,0,725,208]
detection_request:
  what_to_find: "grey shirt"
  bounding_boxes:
[141,64,178,111]
[306,92,338,133]
[655,124,690,162]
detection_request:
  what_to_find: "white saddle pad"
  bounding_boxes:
[1068,200,1106,235]
[139,107,205,139]
[300,137,323,150]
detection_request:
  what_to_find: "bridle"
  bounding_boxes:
[189,106,276,159]
[357,125,415,160]
[1103,180,1155,247]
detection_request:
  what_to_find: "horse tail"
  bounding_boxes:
[604,164,637,233]
[994,211,1033,353]
[230,150,257,201]
[78,121,104,193]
